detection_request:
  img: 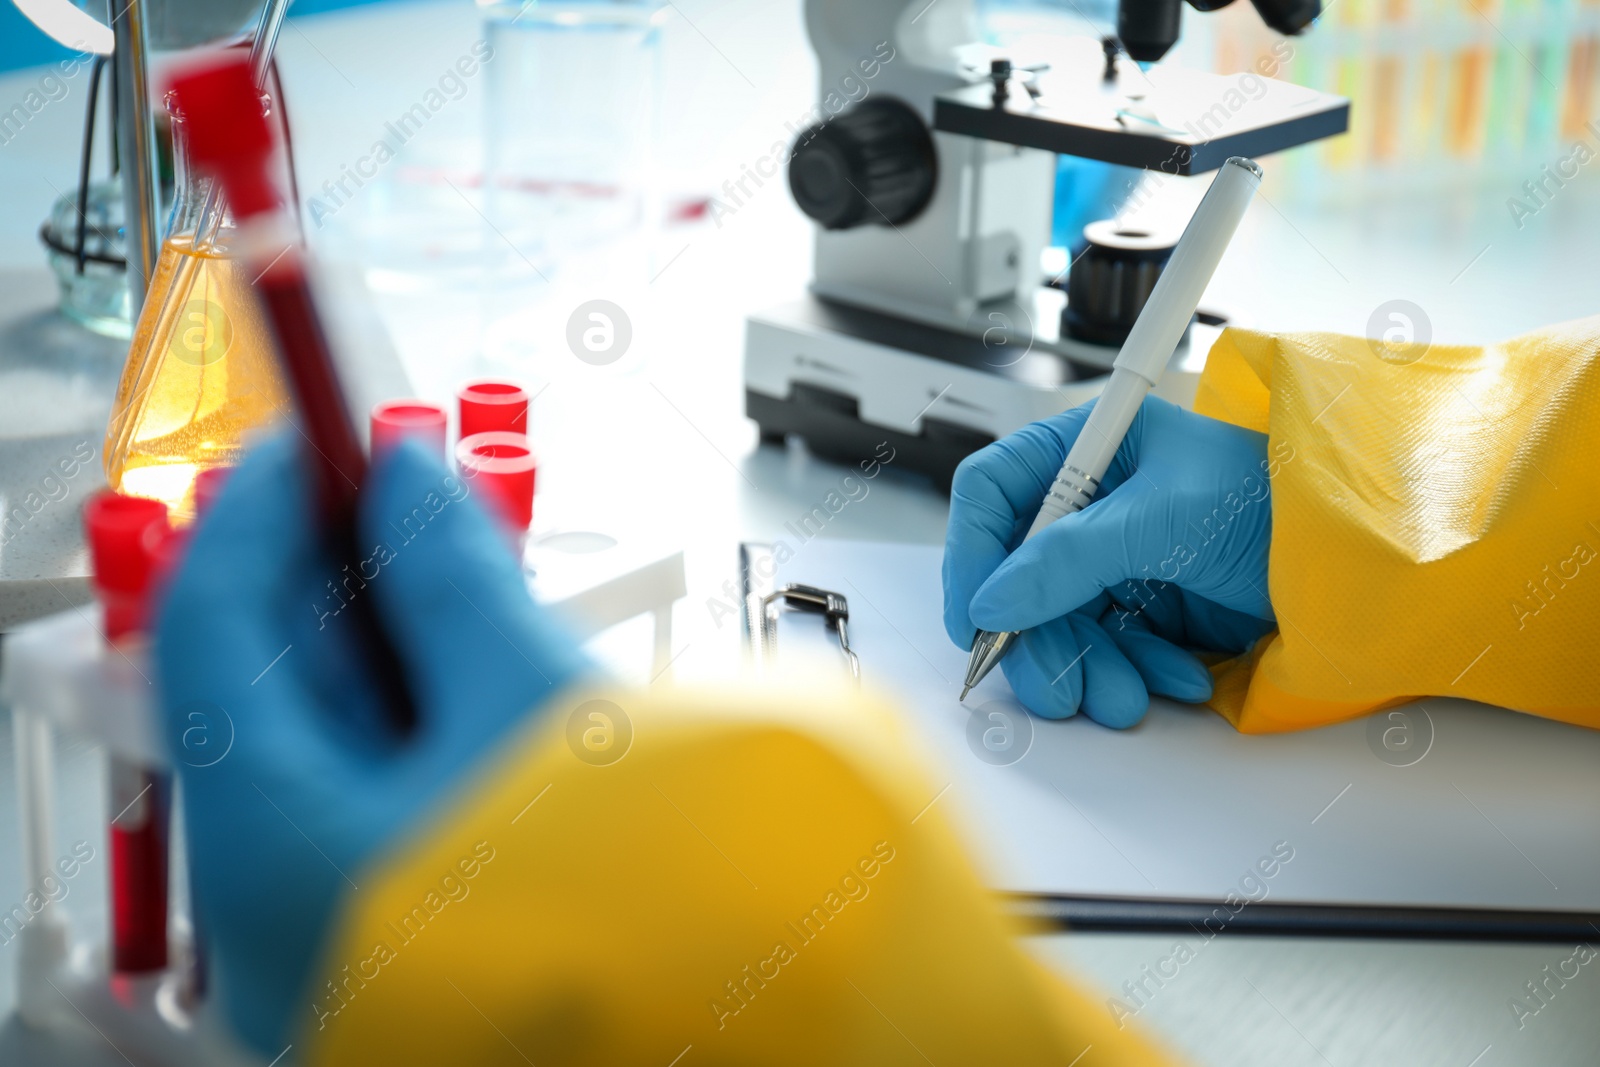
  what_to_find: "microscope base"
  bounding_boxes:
[743,295,1212,490]
[746,387,993,493]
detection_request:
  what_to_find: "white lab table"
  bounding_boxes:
[1,1,1597,1063]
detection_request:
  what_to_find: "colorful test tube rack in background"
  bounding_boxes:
[1206,0,1600,199]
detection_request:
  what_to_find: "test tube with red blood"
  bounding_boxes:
[371,399,449,461]
[169,54,416,733]
[457,380,529,439]
[455,432,536,535]
[85,492,174,975]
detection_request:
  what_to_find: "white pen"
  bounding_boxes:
[960,156,1263,701]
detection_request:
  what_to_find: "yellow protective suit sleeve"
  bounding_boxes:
[1194,317,1600,733]
[301,681,1183,1066]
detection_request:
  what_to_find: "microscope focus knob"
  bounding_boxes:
[787,98,937,231]
[1062,220,1179,347]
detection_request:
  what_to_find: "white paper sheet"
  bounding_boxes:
[774,540,1600,911]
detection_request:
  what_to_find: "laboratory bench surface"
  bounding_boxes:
[2,0,1599,1064]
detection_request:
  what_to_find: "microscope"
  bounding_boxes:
[744,0,1348,487]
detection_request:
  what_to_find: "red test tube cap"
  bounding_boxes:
[372,399,449,461]
[456,432,536,532]
[86,493,170,593]
[457,379,529,439]
[85,493,171,640]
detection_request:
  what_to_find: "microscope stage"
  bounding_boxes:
[935,64,1349,174]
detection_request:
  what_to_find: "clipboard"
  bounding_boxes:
[740,539,1600,941]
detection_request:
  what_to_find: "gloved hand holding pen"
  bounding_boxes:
[943,395,1281,727]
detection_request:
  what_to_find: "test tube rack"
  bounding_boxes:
[4,614,250,1066]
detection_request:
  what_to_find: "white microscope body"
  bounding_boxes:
[744,0,1346,486]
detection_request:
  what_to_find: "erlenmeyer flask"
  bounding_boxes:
[104,90,289,523]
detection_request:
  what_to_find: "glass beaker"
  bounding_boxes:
[103,91,289,523]
[42,176,135,339]
[479,0,668,276]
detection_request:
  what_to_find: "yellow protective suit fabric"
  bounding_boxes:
[1194,318,1600,733]
[302,682,1181,1066]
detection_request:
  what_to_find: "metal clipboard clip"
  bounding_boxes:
[740,543,860,683]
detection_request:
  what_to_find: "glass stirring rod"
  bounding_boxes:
[960,156,1263,702]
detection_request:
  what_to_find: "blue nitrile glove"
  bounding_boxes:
[943,396,1278,728]
[155,435,587,1056]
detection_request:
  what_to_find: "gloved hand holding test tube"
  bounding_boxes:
[960,156,1263,700]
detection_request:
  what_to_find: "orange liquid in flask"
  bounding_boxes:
[104,234,288,522]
